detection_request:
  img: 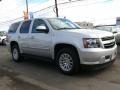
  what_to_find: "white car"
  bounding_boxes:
[94,25,120,44]
[0,31,6,45]
[7,18,117,75]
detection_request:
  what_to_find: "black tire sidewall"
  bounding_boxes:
[11,45,21,62]
[2,39,6,45]
[56,48,80,75]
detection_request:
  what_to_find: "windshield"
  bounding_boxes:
[47,18,81,30]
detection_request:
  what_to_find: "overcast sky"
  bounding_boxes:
[0,0,120,31]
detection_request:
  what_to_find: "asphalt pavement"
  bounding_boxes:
[0,45,120,90]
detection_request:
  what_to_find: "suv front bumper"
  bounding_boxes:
[80,59,115,70]
[79,45,117,65]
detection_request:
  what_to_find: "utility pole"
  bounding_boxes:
[55,0,58,17]
[23,0,29,20]
[26,0,29,14]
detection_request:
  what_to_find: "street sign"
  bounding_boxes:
[29,12,34,19]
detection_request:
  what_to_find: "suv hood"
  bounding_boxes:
[57,29,114,38]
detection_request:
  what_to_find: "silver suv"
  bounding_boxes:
[7,18,117,75]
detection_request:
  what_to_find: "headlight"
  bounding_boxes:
[83,38,101,48]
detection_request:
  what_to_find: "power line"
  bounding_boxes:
[0,0,84,24]
[0,0,114,25]
[0,17,23,25]
[0,1,78,24]
[57,0,112,10]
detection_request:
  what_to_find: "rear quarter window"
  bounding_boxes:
[8,22,20,33]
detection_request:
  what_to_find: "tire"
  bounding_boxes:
[11,45,23,62]
[56,48,80,75]
[2,39,6,45]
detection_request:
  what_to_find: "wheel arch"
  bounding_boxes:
[10,41,19,52]
[54,43,80,60]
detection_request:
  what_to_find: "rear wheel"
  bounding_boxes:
[11,45,23,62]
[2,39,6,45]
[56,48,80,75]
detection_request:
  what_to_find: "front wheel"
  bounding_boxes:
[56,48,80,75]
[11,45,22,62]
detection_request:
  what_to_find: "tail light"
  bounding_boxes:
[6,34,9,43]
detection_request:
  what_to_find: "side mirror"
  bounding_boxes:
[36,25,49,33]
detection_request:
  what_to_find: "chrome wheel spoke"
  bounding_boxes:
[13,48,18,60]
[59,53,73,71]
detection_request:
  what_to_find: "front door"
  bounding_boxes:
[29,19,52,58]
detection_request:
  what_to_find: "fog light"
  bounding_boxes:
[105,55,110,59]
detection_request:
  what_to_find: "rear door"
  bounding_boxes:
[18,20,32,54]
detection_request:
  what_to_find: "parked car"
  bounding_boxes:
[7,18,117,75]
[0,31,6,45]
[94,25,120,44]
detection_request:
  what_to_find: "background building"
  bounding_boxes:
[76,21,94,29]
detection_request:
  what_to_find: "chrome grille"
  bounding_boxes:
[101,36,115,49]
[104,42,115,48]
[102,36,114,41]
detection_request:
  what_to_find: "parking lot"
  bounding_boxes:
[0,45,120,90]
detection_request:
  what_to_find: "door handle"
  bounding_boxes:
[31,36,35,39]
[18,36,21,39]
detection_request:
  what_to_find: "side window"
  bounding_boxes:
[20,20,31,33]
[32,19,48,33]
[8,22,20,33]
